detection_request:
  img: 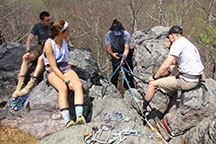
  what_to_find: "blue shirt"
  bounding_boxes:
[105,30,131,46]
[30,21,54,45]
[105,30,131,54]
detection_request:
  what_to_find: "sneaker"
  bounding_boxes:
[66,120,75,128]
[131,98,146,115]
[75,116,86,125]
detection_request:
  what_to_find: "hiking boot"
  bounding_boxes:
[12,76,25,98]
[66,120,75,128]
[18,77,37,97]
[75,116,86,125]
[131,98,146,116]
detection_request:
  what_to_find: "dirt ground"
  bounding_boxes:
[0,126,38,144]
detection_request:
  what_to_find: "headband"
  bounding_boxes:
[60,21,69,32]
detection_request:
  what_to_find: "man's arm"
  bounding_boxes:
[153,55,176,79]
[65,37,74,48]
[123,44,130,59]
[26,33,35,51]
[106,45,119,59]
[123,31,131,59]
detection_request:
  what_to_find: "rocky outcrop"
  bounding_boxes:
[0,43,26,104]
[0,43,102,137]
[0,43,162,144]
[131,26,216,143]
[1,26,216,144]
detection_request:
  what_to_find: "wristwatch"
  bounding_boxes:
[65,80,70,86]
[152,74,158,80]
[25,49,31,53]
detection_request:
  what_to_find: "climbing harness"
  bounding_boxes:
[8,95,29,111]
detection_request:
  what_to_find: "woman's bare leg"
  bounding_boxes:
[48,72,68,109]
[64,70,83,105]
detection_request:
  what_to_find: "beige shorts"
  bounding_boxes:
[154,76,199,93]
[31,45,43,60]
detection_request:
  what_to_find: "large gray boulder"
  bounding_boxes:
[0,42,167,144]
[131,26,170,95]
[37,91,161,144]
[0,43,26,104]
[0,43,103,138]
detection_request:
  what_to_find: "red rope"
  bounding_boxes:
[161,119,172,134]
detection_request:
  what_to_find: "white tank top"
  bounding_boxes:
[43,38,69,66]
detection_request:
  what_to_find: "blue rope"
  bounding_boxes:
[103,54,146,117]
[103,64,121,89]
[112,54,128,66]
[103,54,125,89]
[121,66,145,117]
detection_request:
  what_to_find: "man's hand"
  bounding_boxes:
[120,60,125,66]
[23,52,31,60]
[68,82,74,91]
[148,76,155,83]
[68,62,76,67]
[166,42,172,50]
[68,44,74,48]
[112,53,120,60]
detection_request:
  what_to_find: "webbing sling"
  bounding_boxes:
[176,73,201,114]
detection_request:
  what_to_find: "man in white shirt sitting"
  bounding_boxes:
[133,25,204,113]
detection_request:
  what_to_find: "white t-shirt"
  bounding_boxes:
[169,37,204,82]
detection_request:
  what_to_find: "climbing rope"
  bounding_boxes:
[8,95,29,111]
[101,54,125,96]
[102,55,169,143]
[120,64,168,143]
[84,126,155,144]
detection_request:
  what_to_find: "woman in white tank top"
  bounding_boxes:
[43,20,86,128]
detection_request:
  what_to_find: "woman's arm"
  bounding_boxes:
[44,40,67,82]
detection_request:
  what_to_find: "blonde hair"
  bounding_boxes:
[49,20,68,39]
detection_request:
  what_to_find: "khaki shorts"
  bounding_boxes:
[154,76,199,93]
[31,45,43,60]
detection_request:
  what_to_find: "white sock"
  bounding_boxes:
[75,105,83,120]
[60,109,70,125]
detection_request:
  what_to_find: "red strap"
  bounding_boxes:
[161,119,172,134]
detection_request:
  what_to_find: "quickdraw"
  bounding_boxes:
[102,111,130,123]
[8,95,29,111]
[84,126,154,144]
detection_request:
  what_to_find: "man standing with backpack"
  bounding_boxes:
[105,19,135,89]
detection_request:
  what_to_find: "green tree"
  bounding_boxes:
[194,25,216,47]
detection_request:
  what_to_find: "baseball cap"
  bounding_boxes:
[112,19,121,30]
[167,25,182,38]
